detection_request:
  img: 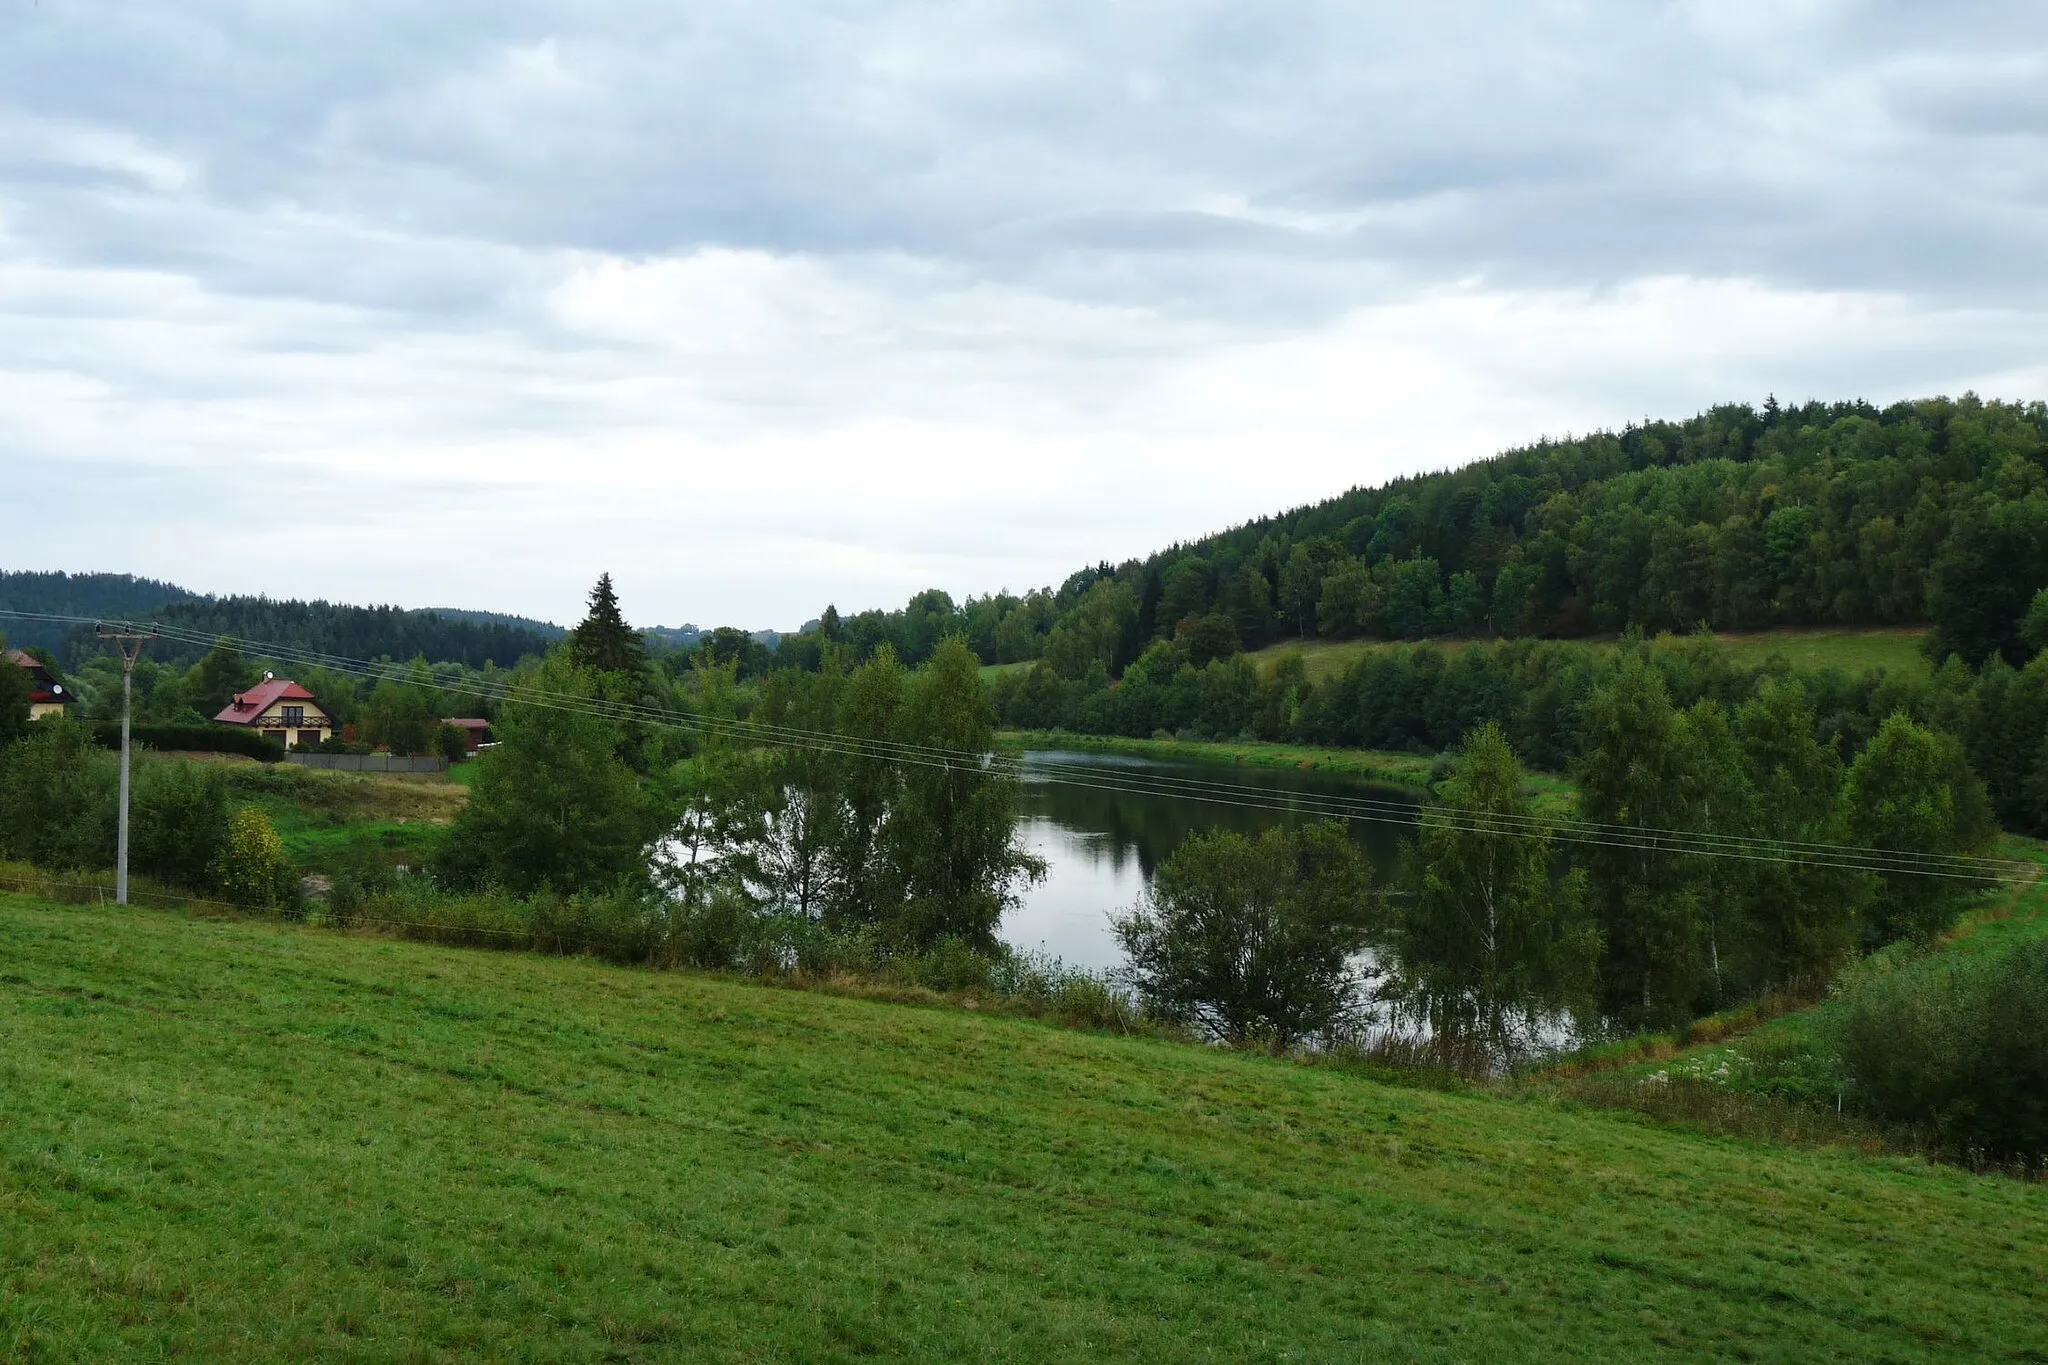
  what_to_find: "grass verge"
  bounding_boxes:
[1529,834,2048,1158]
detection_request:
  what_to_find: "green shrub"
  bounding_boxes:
[130,759,230,892]
[91,723,283,763]
[1836,937,2048,1163]
[210,807,301,916]
[0,718,118,870]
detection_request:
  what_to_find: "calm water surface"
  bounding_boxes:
[1000,749,1419,970]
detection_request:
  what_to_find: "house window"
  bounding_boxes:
[283,705,305,726]
[297,730,322,748]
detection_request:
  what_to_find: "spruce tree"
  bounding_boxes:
[569,573,646,676]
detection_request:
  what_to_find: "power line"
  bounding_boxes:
[3,608,2034,885]
[107,614,2015,872]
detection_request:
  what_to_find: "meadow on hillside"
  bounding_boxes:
[4,894,2046,1362]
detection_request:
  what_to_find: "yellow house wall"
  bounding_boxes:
[251,703,334,749]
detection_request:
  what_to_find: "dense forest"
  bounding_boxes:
[0,571,198,652]
[762,395,2048,675]
[0,572,562,672]
[139,598,560,671]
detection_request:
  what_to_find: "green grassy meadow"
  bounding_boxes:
[4,895,2046,1361]
[1243,626,1934,683]
[216,761,469,872]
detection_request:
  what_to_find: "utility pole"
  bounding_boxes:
[97,622,159,906]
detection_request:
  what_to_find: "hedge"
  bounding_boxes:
[91,723,283,763]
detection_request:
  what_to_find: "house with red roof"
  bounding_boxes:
[6,649,73,720]
[213,675,334,749]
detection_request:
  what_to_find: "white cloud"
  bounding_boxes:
[2,2,2046,626]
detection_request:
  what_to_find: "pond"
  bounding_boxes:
[1001,748,1420,971]
[1001,747,1599,1066]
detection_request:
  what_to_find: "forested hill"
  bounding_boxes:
[0,572,198,651]
[0,572,561,671]
[791,395,2048,676]
[1129,395,2048,666]
[141,598,561,670]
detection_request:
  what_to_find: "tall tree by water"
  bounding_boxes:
[1400,724,1595,1052]
[885,637,1045,951]
[1843,712,1997,944]
[1574,653,1714,1020]
[1114,820,1374,1051]
[1733,679,1871,983]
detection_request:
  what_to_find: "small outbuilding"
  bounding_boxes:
[445,718,492,754]
[213,675,334,749]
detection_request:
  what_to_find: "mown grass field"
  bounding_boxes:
[4,896,2045,1361]
[1243,626,1934,683]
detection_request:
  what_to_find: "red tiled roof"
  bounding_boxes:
[214,677,322,726]
[7,649,68,705]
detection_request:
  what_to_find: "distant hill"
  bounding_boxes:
[642,624,704,653]
[800,394,2048,674]
[0,571,562,671]
[0,571,198,652]
[142,598,561,671]
[420,607,566,638]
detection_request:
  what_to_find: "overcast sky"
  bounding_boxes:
[5,1,2046,628]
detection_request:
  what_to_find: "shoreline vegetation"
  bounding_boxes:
[1001,728,1578,814]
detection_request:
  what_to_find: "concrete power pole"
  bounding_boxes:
[97,623,159,906]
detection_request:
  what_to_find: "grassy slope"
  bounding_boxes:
[4,898,2045,1362]
[1243,626,1934,683]
[209,760,469,872]
[1561,834,2048,1099]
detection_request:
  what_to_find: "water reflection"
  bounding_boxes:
[1003,750,1416,970]
[1002,748,1601,1068]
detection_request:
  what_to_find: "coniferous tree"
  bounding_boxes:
[569,573,647,676]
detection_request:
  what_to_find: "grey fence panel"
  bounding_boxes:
[285,753,450,774]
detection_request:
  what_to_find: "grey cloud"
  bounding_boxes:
[9,1,2048,319]
[5,1,2048,623]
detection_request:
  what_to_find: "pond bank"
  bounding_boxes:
[998,729,1575,814]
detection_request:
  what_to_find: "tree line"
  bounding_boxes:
[1112,662,1994,1052]
[991,629,2048,837]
